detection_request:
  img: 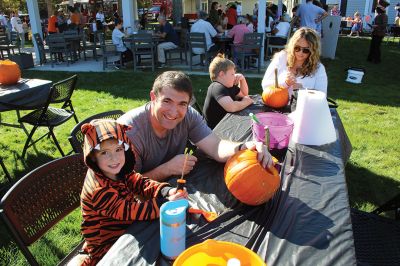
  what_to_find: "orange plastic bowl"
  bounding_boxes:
[173,239,266,266]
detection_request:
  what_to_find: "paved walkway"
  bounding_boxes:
[23,48,270,78]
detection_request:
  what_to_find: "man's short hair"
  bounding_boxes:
[152,71,193,101]
[197,10,208,20]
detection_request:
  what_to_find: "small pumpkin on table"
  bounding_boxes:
[262,68,289,108]
[0,60,21,85]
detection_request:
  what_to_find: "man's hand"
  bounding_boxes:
[241,141,274,168]
[166,154,197,176]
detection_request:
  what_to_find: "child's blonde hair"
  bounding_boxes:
[209,53,235,81]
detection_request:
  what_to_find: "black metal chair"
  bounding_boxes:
[165,28,188,65]
[81,28,99,61]
[266,23,293,59]
[0,154,87,266]
[18,75,79,158]
[0,157,12,183]
[32,33,48,65]
[372,193,400,220]
[0,30,19,59]
[351,208,400,265]
[125,32,156,72]
[98,32,121,70]
[188,32,212,71]
[46,33,72,67]
[234,32,264,73]
[68,110,124,153]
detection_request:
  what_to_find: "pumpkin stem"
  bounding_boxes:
[274,68,278,88]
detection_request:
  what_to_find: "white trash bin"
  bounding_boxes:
[346,67,365,84]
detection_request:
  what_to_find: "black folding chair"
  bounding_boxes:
[234,32,264,73]
[125,33,156,72]
[18,75,79,158]
[68,110,124,153]
[188,32,212,71]
[165,28,188,65]
[0,157,12,183]
[0,154,87,266]
[98,32,122,70]
[46,33,72,67]
[351,208,400,265]
[32,33,48,65]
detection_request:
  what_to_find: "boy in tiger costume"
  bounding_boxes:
[78,119,187,265]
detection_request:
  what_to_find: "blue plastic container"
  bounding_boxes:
[160,199,189,260]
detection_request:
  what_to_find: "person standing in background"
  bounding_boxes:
[395,3,400,26]
[96,8,105,31]
[331,5,341,16]
[10,12,24,49]
[253,3,259,17]
[209,2,220,28]
[226,3,237,29]
[236,1,242,17]
[367,5,388,64]
[47,10,58,34]
[295,0,328,33]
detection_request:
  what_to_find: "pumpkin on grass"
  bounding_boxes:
[224,149,280,206]
[0,60,21,85]
[262,68,289,108]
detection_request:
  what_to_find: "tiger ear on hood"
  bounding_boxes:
[81,123,94,135]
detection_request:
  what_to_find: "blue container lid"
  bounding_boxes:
[160,199,189,224]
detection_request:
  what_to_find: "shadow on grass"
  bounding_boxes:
[346,162,400,211]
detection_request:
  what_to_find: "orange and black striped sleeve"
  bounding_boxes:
[91,185,165,221]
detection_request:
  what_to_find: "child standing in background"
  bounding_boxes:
[349,11,362,37]
[203,54,253,129]
[78,119,187,265]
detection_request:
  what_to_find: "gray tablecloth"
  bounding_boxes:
[99,100,356,266]
[0,79,52,111]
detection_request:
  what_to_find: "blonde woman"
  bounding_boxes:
[261,27,327,95]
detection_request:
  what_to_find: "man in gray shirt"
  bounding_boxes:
[118,71,273,181]
[296,0,328,32]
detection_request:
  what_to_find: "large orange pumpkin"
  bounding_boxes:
[224,149,280,206]
[0,60,21,85]
[262,86,289,108]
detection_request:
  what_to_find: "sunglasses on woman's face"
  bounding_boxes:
[294,46,311,54]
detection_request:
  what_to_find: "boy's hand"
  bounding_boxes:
[167,187,188,201]
[241,95,254,105]
[234,73,245,85]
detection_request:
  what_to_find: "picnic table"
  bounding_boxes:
[98,95,355,266]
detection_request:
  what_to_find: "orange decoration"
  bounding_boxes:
[224,149,280,206]
[262,68,289,108]
[262,86,289,108]
[0,60,21,85]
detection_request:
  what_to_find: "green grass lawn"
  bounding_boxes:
[0,36,399,265]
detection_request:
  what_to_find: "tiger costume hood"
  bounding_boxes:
[81,119,135,177]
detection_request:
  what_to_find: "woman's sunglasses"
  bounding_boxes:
[294,46,311,54]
